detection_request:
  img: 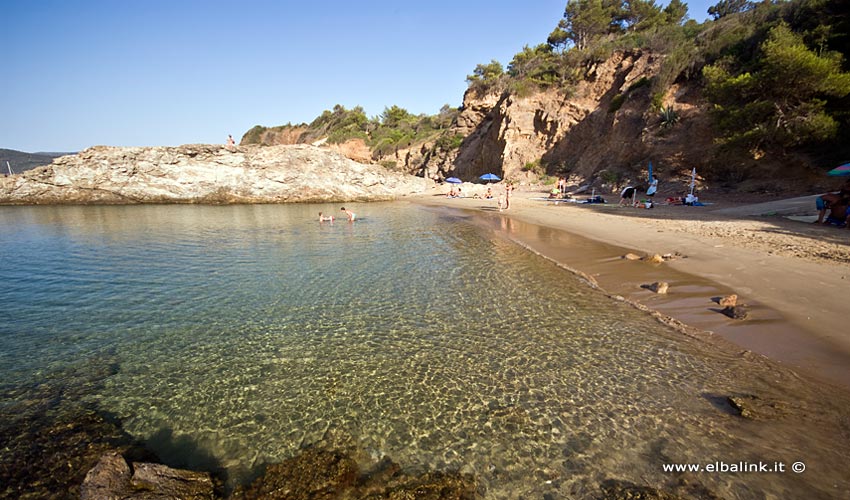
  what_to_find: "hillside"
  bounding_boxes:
[241,0,850,197]
[0,149,72,174]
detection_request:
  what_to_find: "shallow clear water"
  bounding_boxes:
[0,203,847,499]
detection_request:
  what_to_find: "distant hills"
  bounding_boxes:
[0,149,74,175]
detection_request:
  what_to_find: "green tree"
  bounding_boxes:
[435,104,458,129]
[704,23,850,149]
[380,105,413,128]
[547,20,571,52]
[663,0,689,25]
[562,0,617,50]
[622,0,666,32]
[707,0,753,20]
[466,60,504,84]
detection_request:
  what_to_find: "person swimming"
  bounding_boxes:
[318,211,334,222]
[340,207,356,221]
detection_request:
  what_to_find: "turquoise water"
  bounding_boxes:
[0,203,847,499]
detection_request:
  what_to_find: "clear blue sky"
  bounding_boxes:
[3,0,714,152]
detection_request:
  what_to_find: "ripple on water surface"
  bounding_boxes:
[0,203,847,498]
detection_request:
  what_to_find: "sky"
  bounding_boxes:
[3,0,715,153]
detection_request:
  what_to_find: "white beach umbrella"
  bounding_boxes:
[689,167,696,195]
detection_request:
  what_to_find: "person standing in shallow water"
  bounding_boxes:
[340,207,356,221]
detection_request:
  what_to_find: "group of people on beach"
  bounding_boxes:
[815,180,850,228]
[619,175,659,208]
[445,182,513,211]
[318,207,356,222]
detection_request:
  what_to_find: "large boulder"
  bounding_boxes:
[0,144,430,205]
[81,451,215,499]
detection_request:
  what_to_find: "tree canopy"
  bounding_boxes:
[704,22,850,149]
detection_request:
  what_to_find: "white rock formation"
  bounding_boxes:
[0,144,430,204]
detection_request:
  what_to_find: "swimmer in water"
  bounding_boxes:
[340,207,356,221]
[318,211,334,222]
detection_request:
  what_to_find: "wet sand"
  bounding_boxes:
[412,187,850,390]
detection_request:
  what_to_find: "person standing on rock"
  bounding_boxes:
[226,135,236,149]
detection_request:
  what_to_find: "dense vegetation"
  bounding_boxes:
[242,104,460,159]
[467,0,850,168]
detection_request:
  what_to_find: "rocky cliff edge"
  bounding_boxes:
[0,144,430,204]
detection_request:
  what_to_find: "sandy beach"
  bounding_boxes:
[413,184,850,390]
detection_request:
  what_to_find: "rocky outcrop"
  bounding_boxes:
[0,144,429,204]
[448,51,661,181]
[230,445,479,500]
[81,452,215,499]
[431,50,715,187]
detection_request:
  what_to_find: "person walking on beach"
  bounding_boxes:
[340,207,356,221]
[504,183,513,210]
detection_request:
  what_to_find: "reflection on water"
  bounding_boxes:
[1,203,848,499]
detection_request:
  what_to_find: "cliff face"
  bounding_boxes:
[442,50,715,184]
[0,144,428,205]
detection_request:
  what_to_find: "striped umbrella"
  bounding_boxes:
[827,163,850,176]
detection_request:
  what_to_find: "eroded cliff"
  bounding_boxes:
[442,50,715,185]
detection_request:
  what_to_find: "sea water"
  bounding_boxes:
[0,203,847,499]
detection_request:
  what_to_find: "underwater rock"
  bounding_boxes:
[231,447,358,499]
[230,444,480,499]
[720,305,748,320]
[0,361,133,499]
[80,452,131,499]
[81,452,215,499]
[599,479,682,499]
[641,281,669,294]
[727,394,788,420]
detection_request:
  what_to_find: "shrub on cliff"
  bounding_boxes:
[704,22,850,151]
[466,60,505,95]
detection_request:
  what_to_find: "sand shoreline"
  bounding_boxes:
[410,186,850,390]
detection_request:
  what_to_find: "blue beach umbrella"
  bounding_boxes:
[480,173,501,183]
[445,177,463,184]
[648,160,653,182]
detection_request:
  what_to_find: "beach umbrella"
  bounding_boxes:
[827,163,850,176]
[480,173,501,183]
[648,161,653,182]
[445,177,462,184]
[689,167,696,195]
